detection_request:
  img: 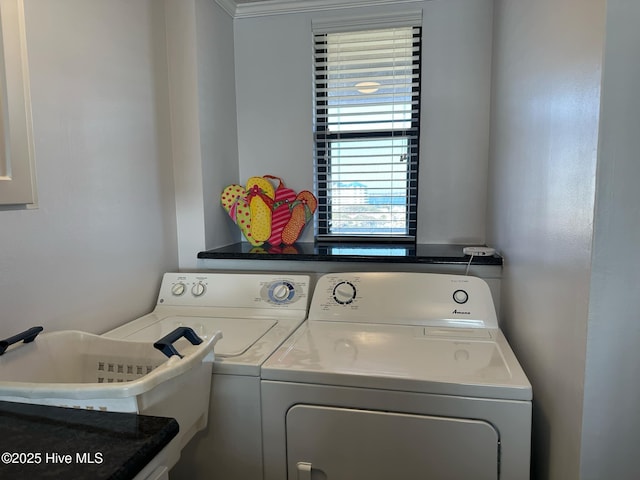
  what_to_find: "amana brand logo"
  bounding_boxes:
[452,309,471,315]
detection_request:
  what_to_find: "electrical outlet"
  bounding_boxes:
[463,247,496,256]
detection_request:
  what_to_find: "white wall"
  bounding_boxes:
[165,0,207,268]
[0,0,178,336]
[165,0,239,268]
[580,1,640,478]
[488,0,605,478]
[233,0,494,244]
[196,0,241,251]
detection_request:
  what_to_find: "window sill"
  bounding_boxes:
[198,242,502,266]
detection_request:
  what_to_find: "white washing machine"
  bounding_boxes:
[261,272,532,480]
[104,272,310,480]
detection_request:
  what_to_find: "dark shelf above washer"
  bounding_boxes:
[198,242,502,266]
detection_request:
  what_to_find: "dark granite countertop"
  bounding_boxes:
[0,400,178,479]
[198,242,502,265]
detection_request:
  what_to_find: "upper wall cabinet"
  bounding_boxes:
[0,0,36,207]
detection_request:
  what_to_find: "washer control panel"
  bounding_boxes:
[310,272,497,328]
[157,273,310,312]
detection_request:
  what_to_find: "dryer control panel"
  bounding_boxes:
[310,272,498,329]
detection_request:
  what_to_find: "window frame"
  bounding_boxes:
[313,21,422,243]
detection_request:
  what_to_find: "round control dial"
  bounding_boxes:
[191,282,206,297]
[453,289,469,304]
[333,281,356,305]
[171,282,186,296]
[268,281,295,304]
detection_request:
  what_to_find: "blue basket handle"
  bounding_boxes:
[0,326,44,356]
[153,326,203,359]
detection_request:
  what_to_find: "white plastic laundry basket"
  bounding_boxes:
[0,327,221,462]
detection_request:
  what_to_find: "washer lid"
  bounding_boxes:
[117,316,277,357]
[262,321,532,401]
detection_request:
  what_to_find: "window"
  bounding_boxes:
[313,21,421,242]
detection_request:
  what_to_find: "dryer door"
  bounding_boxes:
[286,405,499,480]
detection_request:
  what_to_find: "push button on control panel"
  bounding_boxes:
[453,289,469,304]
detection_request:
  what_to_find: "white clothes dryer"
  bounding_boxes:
[261,272,532,480]
[104,272,310,480]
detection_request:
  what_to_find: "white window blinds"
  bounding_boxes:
[314,24,421,241]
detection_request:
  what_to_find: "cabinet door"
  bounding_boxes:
[0,0,37,207]
[286,405,499,480]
